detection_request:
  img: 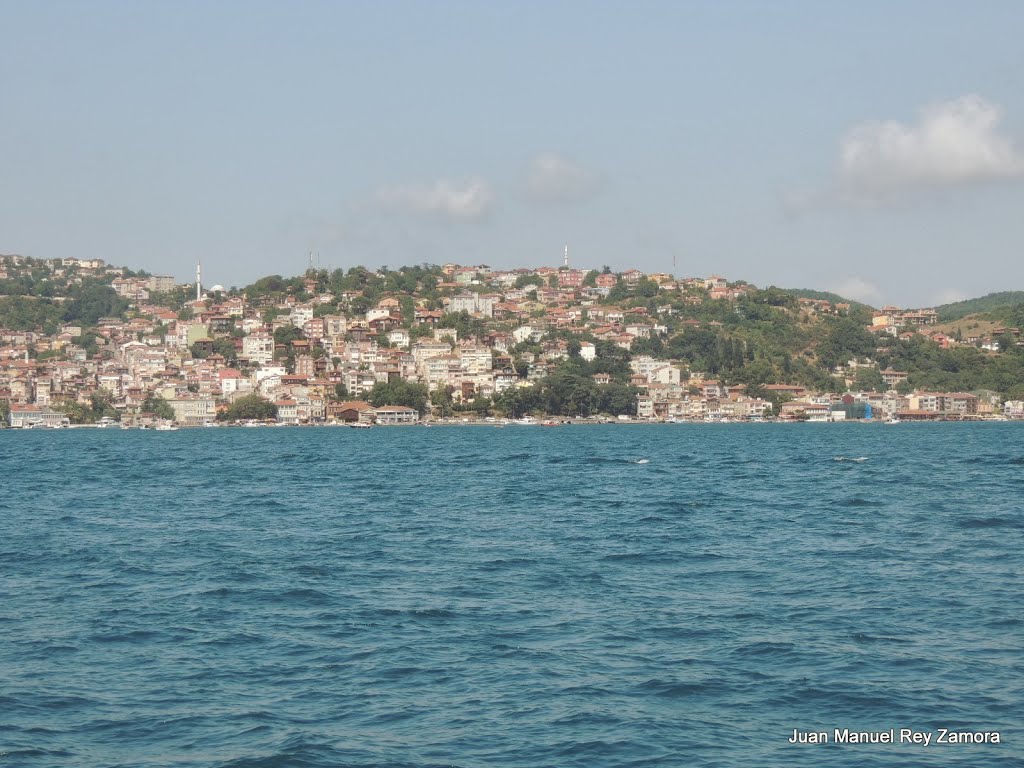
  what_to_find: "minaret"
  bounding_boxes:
[563,244,569,268]
[196,261,202,301]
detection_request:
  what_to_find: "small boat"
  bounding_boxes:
[349,422,372,429]
[155,423,178,431]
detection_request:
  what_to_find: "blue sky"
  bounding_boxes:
[3,1,1024,306]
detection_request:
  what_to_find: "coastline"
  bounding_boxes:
[4,416,1019,431]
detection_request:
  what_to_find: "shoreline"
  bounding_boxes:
[4,417,1020,431]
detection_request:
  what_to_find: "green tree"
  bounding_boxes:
[222,394,278,421]
[63,281,129,326]
[142,394,175,420]
[514,274,544,289]
[853,367,886,392]
[431,385,455,417]
[597,382,640,415]
[367,380,429,416]
[89,389,119,420]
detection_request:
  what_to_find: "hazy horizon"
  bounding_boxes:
[3,1,1024,307]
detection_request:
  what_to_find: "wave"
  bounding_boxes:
[841,497,883,507]
[636,678,728,698]
[956,516,1021,529]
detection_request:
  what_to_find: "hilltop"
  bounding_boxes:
[2,253,1024,425]
[934,292,1024,323]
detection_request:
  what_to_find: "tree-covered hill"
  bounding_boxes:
[782,288,874,311]
[935,292,1024,322]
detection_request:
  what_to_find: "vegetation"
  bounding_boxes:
[142,394,175,421]
[366,380,430,416]
[5,253,1024,421]
[784,287,872,311]
[935,292,1024,322]
[219,394,278,421]
[55,389,120,424]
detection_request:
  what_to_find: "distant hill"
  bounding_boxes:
[935,292,1024,322]
[783,288,873,311]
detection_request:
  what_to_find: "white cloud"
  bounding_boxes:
[839,96,1024,200]
[831,276,883,306]
[378,178,492,219]
[526,152,602,203]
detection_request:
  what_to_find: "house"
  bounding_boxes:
[328,400,374,423]
[622,269,645,286]
[763,384,808,398]
[493,366,520,393]
[447,292,496,317]
[275,398,299,425]
[704,275,728,290]
[372,405,418,424]
[557,269,585,288]
[7,404,70,428]
[388,329,410,348]
[168,395,217,426]
[779,401,832,421]
[880,369,908,388]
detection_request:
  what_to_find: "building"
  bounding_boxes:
[447,292,496,317]
[147,275,177,293]
[327,400,374,423]
[7,404,70,428]
[168,395,216,426]
[242,333,275,366]
[372,405,418,424]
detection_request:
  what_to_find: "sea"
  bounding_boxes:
[1,423,1021,767]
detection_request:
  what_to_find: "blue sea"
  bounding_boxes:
[1,423,1021,767]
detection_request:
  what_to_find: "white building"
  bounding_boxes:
[242,333,275,365]
[447,292,496,317]
[168,396,216,426]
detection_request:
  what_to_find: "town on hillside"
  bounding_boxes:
[2,254,1024,428]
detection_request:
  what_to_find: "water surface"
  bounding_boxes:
[1,423,1021,766]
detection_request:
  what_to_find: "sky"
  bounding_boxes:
[3,1,1024,307]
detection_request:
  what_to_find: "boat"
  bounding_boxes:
[885,417,901,424]
[349,422,372,429]
[155,423,178,431]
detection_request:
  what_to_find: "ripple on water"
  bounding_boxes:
[1,424,1021,768]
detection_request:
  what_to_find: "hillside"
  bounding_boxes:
[2,254,1024,422]
[782,288,873,312]
[935,292,1024,322]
